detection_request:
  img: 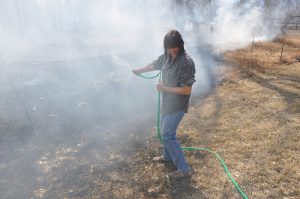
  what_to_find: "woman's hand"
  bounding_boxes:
[132,69,140,76]
[156,81,165,92]
[132,64,155,76]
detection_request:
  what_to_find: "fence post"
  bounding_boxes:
[280,40,285,62]
[251,35,255,51]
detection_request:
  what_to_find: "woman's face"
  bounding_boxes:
[167,47,180,59]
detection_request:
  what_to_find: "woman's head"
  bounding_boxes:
[163,30,185,58]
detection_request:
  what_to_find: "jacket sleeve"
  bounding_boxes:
[152,54,165,70]
[178,58,196,87]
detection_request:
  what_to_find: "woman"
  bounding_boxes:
[133,30,196,179]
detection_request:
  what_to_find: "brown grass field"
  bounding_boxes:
[121,30,300,199]
[22,30,300,199]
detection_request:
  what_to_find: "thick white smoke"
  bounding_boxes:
[0,1,296,65]
[0,0,297,129]
[185,0,297,52]
[212,0,265,51]
[1,1,298,198]
[0,0,297,136]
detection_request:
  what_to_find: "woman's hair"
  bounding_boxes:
[163,30,185,55]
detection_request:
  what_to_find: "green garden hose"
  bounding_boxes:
[137,72,249,199]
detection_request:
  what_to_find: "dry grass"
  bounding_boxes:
[15,31,299,199]
[178,30,300,198]
[130,30,300,198]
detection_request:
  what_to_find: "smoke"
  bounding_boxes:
[0,0,297,198]
[211,0,264,51]
[184,0,297,52]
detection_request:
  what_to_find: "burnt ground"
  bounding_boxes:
[1,30,300,199]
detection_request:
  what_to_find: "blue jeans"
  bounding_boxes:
[161,111,190,172]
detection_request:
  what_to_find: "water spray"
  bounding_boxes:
[112,53,133,71]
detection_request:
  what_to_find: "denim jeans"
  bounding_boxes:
[161,111,190,172]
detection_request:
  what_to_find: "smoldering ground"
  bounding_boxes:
[0,0,297,198]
